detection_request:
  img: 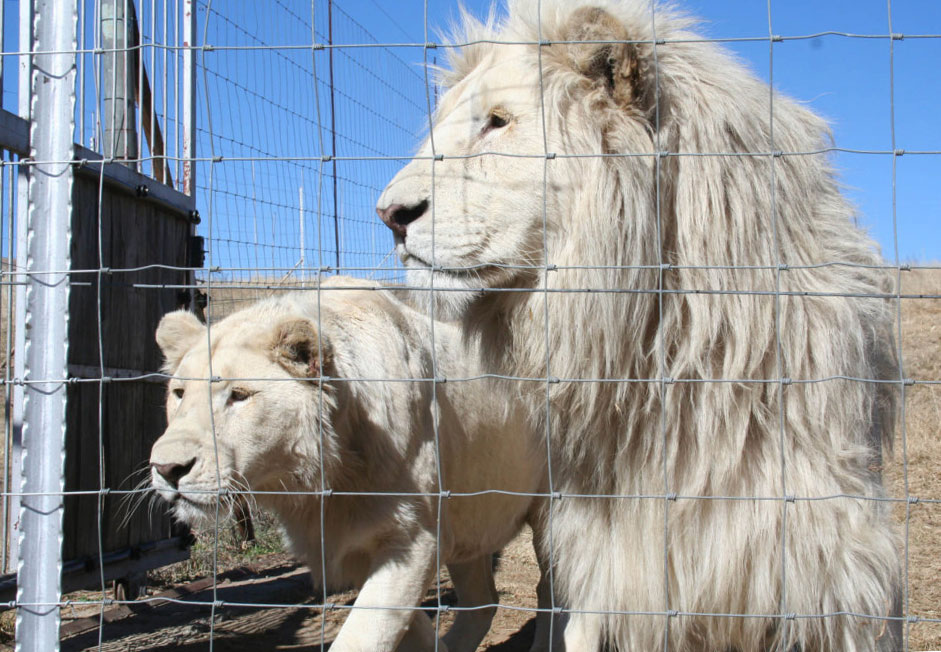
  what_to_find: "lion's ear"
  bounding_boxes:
[562,6,652,113]
[156,310,205,372]
[272,318,332,378]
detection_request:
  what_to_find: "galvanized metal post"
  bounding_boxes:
[101,0,137,167]
[182,0,196,197]
[15,0,77,649]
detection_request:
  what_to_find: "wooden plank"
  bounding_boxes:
[63,160,190,566]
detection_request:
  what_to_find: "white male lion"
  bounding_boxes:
[376,1,900,650]
[149,278,551,652]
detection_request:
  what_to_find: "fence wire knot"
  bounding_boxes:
[667,609,679,618]
[780,377,792,386]
[440,490,452,499]
[907,496,920,505]
[784,494,796,503]
[551,491,562,501]
[545,152,556,160]
[894,149,905,157]
[666,492,677,501]
[321,488,333,498]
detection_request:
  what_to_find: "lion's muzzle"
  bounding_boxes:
[376,198,429,237]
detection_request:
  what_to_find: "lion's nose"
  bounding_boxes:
[152,458,196,488]
[376,199,429,237]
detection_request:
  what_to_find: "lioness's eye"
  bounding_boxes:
[229,387,253,403]
[484,109,510,132]
[172,388,184,399]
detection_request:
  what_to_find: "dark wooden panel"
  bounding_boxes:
[64,173,190,564]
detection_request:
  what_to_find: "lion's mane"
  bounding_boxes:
[442,2,899,650]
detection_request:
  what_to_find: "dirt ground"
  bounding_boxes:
[0,269,938,651]
[49,529,544,652]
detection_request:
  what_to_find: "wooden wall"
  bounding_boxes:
[64,171,193,563]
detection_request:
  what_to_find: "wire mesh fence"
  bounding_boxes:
[0,0,939,650]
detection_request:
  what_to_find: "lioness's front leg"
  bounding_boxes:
[330,530,439,652]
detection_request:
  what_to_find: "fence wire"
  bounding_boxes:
[0,0,939,651]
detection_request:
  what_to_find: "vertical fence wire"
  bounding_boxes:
[886,2,912,648]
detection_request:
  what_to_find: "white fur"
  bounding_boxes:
[149,278,553,652]
[377,1,900,650]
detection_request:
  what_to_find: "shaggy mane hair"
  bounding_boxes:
[437,1,900,650]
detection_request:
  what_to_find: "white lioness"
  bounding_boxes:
[377,1,900,650]
[150,278,551,651]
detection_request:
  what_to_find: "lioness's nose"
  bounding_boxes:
[152,458,196,488]
[377,199,429,237]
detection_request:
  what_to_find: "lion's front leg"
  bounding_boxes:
[441,555,499,652]
[329,530,439,652]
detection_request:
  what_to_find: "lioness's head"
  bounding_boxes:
[149,306,334,525]
[376,3,658,313]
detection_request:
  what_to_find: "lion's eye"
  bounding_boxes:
[228,387,254,403]
[172,388,184,400]
[483,110,510,133]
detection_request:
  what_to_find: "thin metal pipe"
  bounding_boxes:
[2,156,14,574]
[327,0,339,272]
[6,0,34,590]
[181,0,196,196]
[15,0,77,649]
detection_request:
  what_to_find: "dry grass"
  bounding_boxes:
[886,267,941,650]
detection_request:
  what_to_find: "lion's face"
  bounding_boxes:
[377,7,656,314]
[377,46,553,303]
[149,310,328,525]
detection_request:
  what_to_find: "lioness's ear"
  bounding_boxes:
[273,318,332,378]
[156,310,205,372]
[562,6,652,113]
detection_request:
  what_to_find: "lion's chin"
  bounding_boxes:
[400,266,485,319]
